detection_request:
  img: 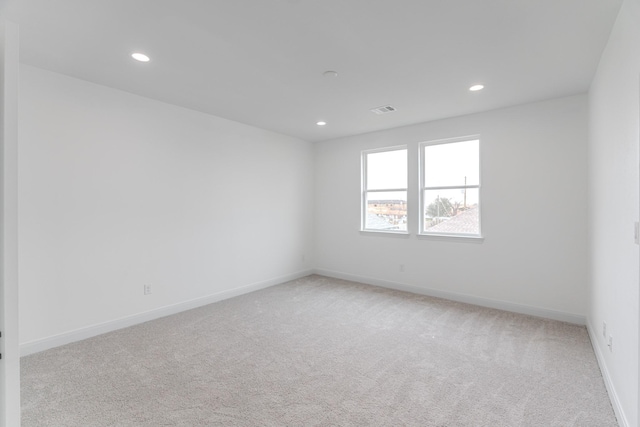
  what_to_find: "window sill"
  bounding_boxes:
[417,233,484,243]
[360,230,410,238]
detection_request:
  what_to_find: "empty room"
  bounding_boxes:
[1,0,639,426]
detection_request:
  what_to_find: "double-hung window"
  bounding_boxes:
[361,146,408,232]
[420,137,481,237]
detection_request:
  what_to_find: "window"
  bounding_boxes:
[420,137,481,237]
[361,147,407,232]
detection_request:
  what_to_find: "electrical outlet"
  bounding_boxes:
[608,336,613,352]
[144,284,152,295]
[399,264,405,273]
[602,321,607,338]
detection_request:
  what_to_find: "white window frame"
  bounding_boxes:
[419,136,482,239]
[361,145,408,234]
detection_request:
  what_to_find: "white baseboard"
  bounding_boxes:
[20,269,314,357]
[313,268,586,325]
[586,320,629,427]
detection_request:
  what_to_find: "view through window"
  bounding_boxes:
[421,138,480,236]
[362,147,407,232]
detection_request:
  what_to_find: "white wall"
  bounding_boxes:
[0,18,20,427]
[18,65,314,349]
[315,95,588,322]
[588,1,640,425]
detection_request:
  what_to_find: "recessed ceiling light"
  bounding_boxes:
[469,84,484,91]
[323,71,338,78]
[131,52,150,62]
[316,121,327,126]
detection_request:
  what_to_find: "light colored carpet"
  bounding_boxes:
[21,275,617,426]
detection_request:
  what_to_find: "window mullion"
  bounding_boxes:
[423,185,480,191]
[366,188,408,193]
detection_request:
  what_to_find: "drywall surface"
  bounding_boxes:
[19,65,314,346]
[315,95,588,319]
[588,1,640,425]
[0,18,20,427]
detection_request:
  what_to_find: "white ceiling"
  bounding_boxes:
[10,0,622,142]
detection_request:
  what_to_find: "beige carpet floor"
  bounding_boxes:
[21,275,617,426]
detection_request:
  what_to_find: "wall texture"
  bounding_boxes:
[18,65,314,348]
[588,1,640,425]
[315,95,588,322]
[0,18,21,427]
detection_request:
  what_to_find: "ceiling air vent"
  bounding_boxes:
[370,105,397,115]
